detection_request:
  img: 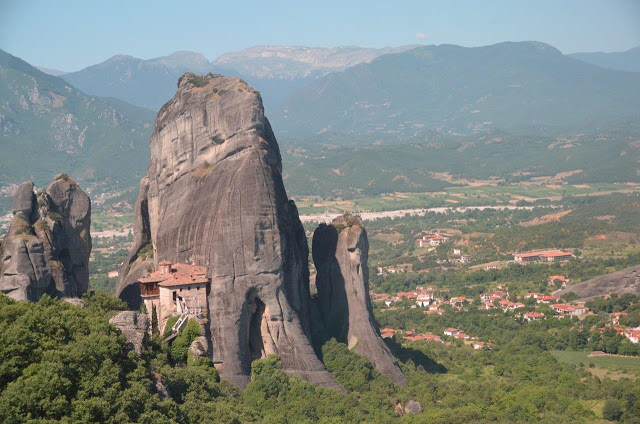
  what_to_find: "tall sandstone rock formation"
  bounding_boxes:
[117,73,344,391]
[313,214,406,386]
[0,177,91,301]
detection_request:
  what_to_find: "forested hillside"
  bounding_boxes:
[0,49,155,191]
[276,42,640,135]
[1,293,639,423]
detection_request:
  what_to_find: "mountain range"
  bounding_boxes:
[3,41,640,214]
[56,46,417,111]
[568,46,640,72]
[0,48,154,194]
[45,42,640,135]
[274,42,640,135]
[60,51,221,110]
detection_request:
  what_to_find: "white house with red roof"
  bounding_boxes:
[552,303,588,317]
[481,290,508,302]
[499,300,524,312]
[625,329,640,344]
[536,295,559,304]
[444,328,459,336]
[515,251,573,264]
[523,311,545,322]
[612,312,627,324]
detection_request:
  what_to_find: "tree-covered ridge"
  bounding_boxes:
[276,42,640,135]
[0,293,639,423]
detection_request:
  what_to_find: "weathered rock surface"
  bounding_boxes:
[189,335,209,360]
[46,178,92,297]
[313,214,406,386]
[404,400,423,415]
[555,265,640,301]
[0,177,91,301]
[109,311,149,355]
[12,182,36,219]
[117,73,343,392]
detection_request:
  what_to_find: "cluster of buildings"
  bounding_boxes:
[376,263,413,275]
[380,327,489,349]
[138,260,210,334]
[443,328,490,349]
[514,250,574,264]
[380,328,443,343]
[374,285,465,314]
[415,234,450,248]
[599,312,640,344]
[524,292,559,303]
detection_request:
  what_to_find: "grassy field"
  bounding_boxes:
[293,182,640,214]
[91,211,135,232]
[552,350,640,379]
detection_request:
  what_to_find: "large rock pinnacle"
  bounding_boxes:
[0,177,91,301]
[117,73,344,391]
[312,214,406,386]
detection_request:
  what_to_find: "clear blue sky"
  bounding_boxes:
[1,0,639,71]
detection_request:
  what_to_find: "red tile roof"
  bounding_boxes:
[139,262,210,288]
[540,252,573,258]
[515,253,541,258]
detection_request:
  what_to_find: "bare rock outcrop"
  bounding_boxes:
[312,214,406,386]
[189,335,209,360]
[0,177,91,301]
[109,310,149,355]
[555,265,640,301]
[404,400,423,415]
[117,73,343,392]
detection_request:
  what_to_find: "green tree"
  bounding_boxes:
[602,398,623,421]
[170,319,201,363]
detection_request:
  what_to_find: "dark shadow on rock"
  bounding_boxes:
[312,223,349,342]
[383,337,447,374]
[119,282,142,310]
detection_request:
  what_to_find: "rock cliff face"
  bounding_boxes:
[0,177,91,301]
[313,214,406,386]
[555,265,640,301]
[117,73,344,391]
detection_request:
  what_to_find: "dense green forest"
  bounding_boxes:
[0,293,639,423]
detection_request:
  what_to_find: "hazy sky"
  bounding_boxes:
[1,0,639,71]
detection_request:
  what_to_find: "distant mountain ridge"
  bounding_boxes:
[61,51,224,110]
[36,66,68,76]
[569,46,640,72]
[0,48,154,192]
[274,42,640,135]
[213,45,419,78]
[58,46,419,110]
